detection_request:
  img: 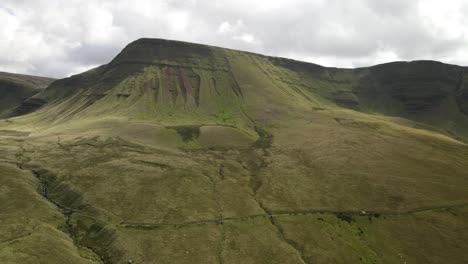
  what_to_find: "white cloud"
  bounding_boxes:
[216,20,258,45]
[217,20,244,34]
[418,0,468,42]
[0,0,467,78]
[234,33,256,44]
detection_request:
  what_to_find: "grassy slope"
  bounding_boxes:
[0,39,467,263]
[0,72,54,116]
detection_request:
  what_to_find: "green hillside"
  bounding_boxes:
[0,72,54,117]
[0,38,467,264]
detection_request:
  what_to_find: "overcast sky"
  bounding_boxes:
[1,0,467,78]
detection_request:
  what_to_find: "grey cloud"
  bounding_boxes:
[364,0,418,17]
[67,43,122,66]
[0,0,467,78]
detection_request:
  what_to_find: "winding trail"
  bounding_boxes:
[119,201,468,229]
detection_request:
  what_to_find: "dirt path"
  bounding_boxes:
[119,201,468,229]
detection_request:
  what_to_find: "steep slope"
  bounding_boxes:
[266,58,468,140]
[0,72,54,116]
[1,39,468,264]
[9,39,468,140]
[11,39,249,125]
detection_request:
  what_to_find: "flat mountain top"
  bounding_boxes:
[1,38,467,264]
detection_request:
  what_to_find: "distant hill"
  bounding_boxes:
[0,71,54,116]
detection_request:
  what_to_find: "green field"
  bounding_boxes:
[1,38,467,263]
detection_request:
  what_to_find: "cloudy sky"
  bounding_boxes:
[1,0,467,78]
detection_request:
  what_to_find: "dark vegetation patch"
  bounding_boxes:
[116,93,130,98]
[113,38,216,67]
[144,78,153,96]
[335,212,354,223]
[331,91,360,108]
[456,70,468,115]
[132,159,171,170]
[356,227,364,236]
[28,166,120,263]
[210,77,220,96]
[72,217,121,263]
[165,67,179,105]
[4,98,46,117]
[312,107,327,111]
[178,67,193,96]
[368,213,381,222]
[334,118,381,130]
[0,72,54,115]
[31,168,83,213]
[167,125,201,142]
[191,73,201,106]
[360,61,460,113]
[253,126,273,149]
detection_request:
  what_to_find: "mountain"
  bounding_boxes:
[0,71,54,117]
[0,38,467,264]
[9,39,468,141]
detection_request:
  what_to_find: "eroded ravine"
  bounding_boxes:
[14,144,109,263]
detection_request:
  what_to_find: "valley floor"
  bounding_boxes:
[1,110,468,264]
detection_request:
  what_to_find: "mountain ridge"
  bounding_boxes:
[114,38,468,69]
[4,38,467,142]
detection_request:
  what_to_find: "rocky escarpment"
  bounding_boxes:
[8,39,244,123]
